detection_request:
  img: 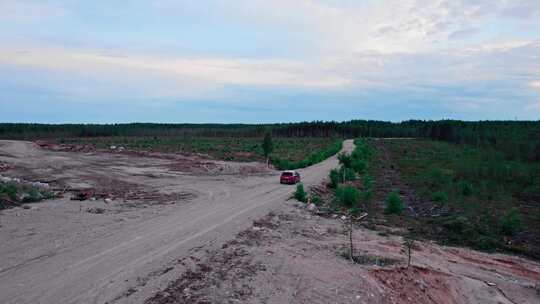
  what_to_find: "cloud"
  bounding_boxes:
[2,38,539,100]
[448,28,478,40]
[0,46,355,102]
[196,0,512,54]
[1,1,540,121]
[529,81,540,90]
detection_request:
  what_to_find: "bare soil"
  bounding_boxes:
[145,204,540,304]
[1,139,539,304]
[0,140,353,304]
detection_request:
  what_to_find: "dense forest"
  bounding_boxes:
[1,120,539,161]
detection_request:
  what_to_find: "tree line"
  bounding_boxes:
[1,120,539,161]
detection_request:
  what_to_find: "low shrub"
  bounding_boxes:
[458,180,474,196]
[22,188,43,203]
[0,182,18,201]
[475,235,501,251]
[335,185,360,208]
[432,191,448,203]
[385,191,404,215]
[350,206,361,216]
[500,207,522,236]
[341,167,357,182]
[329,169,341,188]
[311,195,323,206]
[338,186,360,208]
[294,183,307,203]
[0,181,53,209]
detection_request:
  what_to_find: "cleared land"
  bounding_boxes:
[0,139,353,304]
[146,203,540,304]
[377,139,540,258]
[59,136,341,163]
[1,138,539,304]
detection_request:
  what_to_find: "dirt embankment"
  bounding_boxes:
[145,203,540,304]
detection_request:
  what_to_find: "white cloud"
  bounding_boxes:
[0,46,354,99]
[1,1,535,54]
[2,39,538,102]
[529,81,540,90]
[183,0,513,54]
[1,0,539,118]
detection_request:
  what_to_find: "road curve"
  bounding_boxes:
[0,139,354,304]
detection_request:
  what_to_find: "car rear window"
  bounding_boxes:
[282,172,293,176]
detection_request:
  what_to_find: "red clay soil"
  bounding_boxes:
[371,266,454,304]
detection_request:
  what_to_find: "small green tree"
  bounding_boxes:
[338,153,352,168]
[294,183,307,203]
[385,191,404,215]
[262,132,273,167]
[336,185,359,208]
[341,167,357,182]
[329,168,341,188]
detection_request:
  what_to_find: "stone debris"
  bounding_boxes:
[87,207,106,214]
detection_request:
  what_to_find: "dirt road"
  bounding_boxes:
[0,140,354,304]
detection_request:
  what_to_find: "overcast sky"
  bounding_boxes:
[1,0,539,123]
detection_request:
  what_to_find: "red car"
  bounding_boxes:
[280,170,301,184]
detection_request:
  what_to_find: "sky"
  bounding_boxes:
[1,0,539,123]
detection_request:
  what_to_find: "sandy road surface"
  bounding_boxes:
[0,140,354,304]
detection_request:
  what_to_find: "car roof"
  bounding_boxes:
[282,170,296,174]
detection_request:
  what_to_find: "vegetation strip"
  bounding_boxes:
[2,120,539,163]
[382,139,540,258]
